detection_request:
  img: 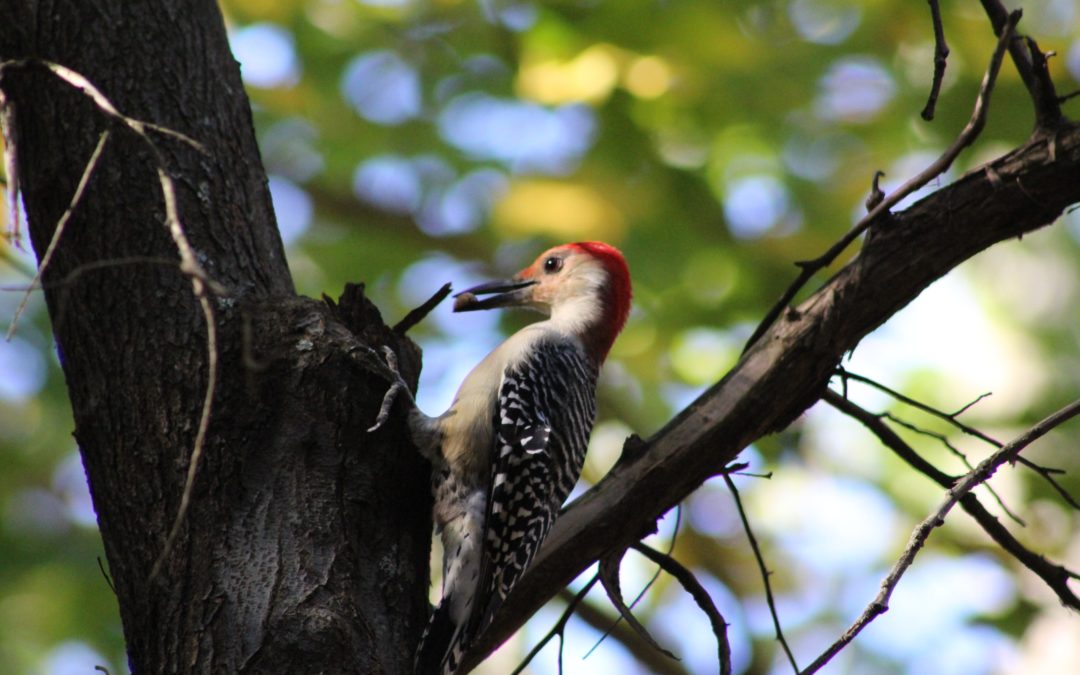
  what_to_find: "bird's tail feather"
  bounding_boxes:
[415,598,471,675]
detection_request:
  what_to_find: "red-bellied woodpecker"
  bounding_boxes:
[371,242,631,673]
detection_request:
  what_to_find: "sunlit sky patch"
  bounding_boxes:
[417,169,507,236]
[230,23,300,89]
[841,270,1045,415]
[1068,39,1080,82]
[353,155,425,215]
[852,554,1015,664]
[815,57,896,122]
[268,175,312,246]
[0,337,45,401]
[355,0,413,8]
[782,131,860,182]
[789,0,861,45]
[353,156,506,235]
[438,94,596,173]
[341,50,422,125]
[42,641,110,675]
[1024,0,1078,38]
[478,0,537,32]
[52,452,97,528]
[747,469,899,573]
[723,175,795,239]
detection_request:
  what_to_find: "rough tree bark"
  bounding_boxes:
[3,1,1079,674]
[1,1,430,672]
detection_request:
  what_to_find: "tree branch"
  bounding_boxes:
[921,0,950,121]
[979,0,1064,132]
[802,395,1080,674]
[824,390,1080,610]
[744,10,1019,350]
[463,119,1080,669]
[630,544,733,675]
[562,589,691,675]
[723,471,797,672]
[838,368,1080,511]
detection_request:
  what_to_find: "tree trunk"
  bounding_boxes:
[0,2,431,672]
[6,2,1080,674]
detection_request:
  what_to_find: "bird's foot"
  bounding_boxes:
[368,346,412,433]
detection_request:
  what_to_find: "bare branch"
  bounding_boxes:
[584,506,683,659]
[631,543,733,675]
[824,389,1080,611]
[921,0,950,121]
[393,282,452,334]
[567,590,691,675]
[745,10,1020,352]
[464,115,1080,670]
[0,256,180,293]
[802,396,1080,674]
[838,368,1080,511]
[510,575,599,675]
[0,89,19,247]
[6,130,110,339]
[0,58,226,583]
[597,550,677,661]
[978,1,1064,131]
[723,471,799,673]
[879,411,1025,525]
[0,59,204,152]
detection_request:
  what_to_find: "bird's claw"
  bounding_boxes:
[368,346,409,433]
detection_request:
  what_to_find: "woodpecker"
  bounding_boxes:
[373,242,631,674]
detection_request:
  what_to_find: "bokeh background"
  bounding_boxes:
[2,0,1080,673]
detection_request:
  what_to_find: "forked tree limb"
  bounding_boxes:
[464,121,1080,670]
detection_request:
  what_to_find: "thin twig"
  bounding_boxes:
[562,589,691,675]
[0,58,226,582]
[979,1,1062,131]
[393,282,452,334]
[0,89,20,248]
[802,396,1080,674]
[150,164,220,581]
[6,131,110,340]
[510,575,600,675]
[838,369,998,443]
[824,389,1080,610]
[0,256,180,293]
[880,411,1025,525]
[744,10,1020,353]
[921,0,950,121]
[596,549,677,660]
[631,543,733,675]
[97,556,116,595]
[0,60,204,152]
[839,368,1080,511]
[722,471,799,673]
[585,506,683,659]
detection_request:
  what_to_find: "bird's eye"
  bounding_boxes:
[544,256,563,274]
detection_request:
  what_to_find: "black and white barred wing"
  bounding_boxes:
[476,339,598,628]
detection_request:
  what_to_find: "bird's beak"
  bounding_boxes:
[453,278,537,312]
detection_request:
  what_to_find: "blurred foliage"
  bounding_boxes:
[2,0,1080,673]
